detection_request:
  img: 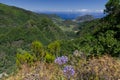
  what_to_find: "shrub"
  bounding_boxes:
[16,52,35,67]
[31,41,45,60]
[48,40,60,57]
[44,52,55,63]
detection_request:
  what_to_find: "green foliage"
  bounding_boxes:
[97,30,119,56]
[105,0,120,14]
[104,0,120,24]
[44,52,55,63]
[16,40,58,65]
[48,40,61,57]
[62,0,120,57]
[0,3,67,44]
[31,41,45,60]
[61,21,120,56]
[16,51,35,67]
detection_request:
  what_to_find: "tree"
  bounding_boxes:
[105,0,120,14]
[104,0,120,24]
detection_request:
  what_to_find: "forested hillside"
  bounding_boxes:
[61,0,120,57]
[0,3,67,73]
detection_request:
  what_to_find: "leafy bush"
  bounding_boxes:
[44,52,55,63]
[48,40,60,57]
[16,52,35,67]
[31,41,45,60]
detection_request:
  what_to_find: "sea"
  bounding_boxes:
[37,11,106,20]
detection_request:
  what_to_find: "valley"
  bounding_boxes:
[0,0,120,79]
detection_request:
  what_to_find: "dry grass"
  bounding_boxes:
[6,62,65,80]
[75,55,120,80]
[6,55,120,80]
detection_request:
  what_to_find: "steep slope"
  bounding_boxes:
[0,3,67,73]
[0,3,68,44]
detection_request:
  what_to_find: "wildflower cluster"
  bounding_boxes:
[55,56,75,79]
[55,56,68,65]
[63,66,75,79]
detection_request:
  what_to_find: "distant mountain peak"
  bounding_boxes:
[74,14,94,22]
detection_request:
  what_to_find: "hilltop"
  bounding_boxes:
[74,15,94,22]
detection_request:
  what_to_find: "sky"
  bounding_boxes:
[0,0,108,13]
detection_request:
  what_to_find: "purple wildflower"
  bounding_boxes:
[55,56,68,65]
[63,66,75,78]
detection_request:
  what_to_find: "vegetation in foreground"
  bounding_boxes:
[6,55,120,80]
[3,40,120,80]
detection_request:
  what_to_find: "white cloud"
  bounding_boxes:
[95,9,104,13]
[75,9,104,13]
[76,9,91,12]
[37,9,104,13]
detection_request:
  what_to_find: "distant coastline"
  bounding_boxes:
[36,11,106,20]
